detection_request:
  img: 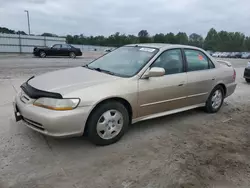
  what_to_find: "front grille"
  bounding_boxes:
[244,68,250,78]
[23,118,45,131]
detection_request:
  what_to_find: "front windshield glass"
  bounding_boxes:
[88,46,158,77]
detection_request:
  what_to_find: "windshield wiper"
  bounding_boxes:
[82,64,90,69]
[83,65,115,75]
[93,68,115,75]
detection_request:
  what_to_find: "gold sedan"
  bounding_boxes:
[14,44,237,145]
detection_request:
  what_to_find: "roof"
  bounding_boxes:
[125,43,201,50]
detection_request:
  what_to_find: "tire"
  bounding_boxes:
[69,52,76,58]
[39,51,46,58]
[87,101,129,146]
[246,78,250,83]
[205,85,224,113]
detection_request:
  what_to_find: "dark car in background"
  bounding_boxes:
[33,44,82,58]
[229,52,242,58]
[244,62,250,83]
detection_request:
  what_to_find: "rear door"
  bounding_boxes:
[138,49,188,118]
[183,49,217,106]
[60,44,71,56]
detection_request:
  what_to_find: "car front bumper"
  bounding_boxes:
[33,51,40,56]
[244,68,250,79]
[14,93,92,138]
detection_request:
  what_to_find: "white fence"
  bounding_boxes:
[0,33,115,53]
[0,33,66,53]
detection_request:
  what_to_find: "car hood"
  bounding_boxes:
[28,67,119,95]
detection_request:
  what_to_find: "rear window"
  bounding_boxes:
[184,49,210,72]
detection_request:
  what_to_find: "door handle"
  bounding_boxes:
[178,83,184,86]
[212,78,215,81]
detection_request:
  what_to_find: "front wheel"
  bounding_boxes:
[39,51,46,58]
[246,78,250,83]
[87,101,129,146]
[205,86,224,113]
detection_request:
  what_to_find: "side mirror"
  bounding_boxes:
[142,67,165,79]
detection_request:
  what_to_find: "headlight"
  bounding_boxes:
[33,98,80,111]
[247,62,250,68]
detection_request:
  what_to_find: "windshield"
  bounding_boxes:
[88,46,158,77]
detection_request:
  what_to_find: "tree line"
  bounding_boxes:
[1,27,250,52]
[0,27,27,35]
[66,29,250,52]
[0,27,58,37]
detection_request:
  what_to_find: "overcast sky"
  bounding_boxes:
[0,0,250,37]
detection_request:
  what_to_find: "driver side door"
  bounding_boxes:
[138,49,188,118]
[49,44,61,56]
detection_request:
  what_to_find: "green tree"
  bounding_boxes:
[245,37,250,51]
[138,30,150,43]
[153,33,166,43]
[16,31,27,35]
[0,27,15,34]
[127,35,138,44]
[165,32,176,44]
[41,33,58,37]
[189,33,204,48]
[175,32,188,44]
[4,26,250,51]
[66,35,74,44]
[230,32,245,52]
[217,31,230,51]
[204,28,219,51]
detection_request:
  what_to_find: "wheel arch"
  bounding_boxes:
[84,97,133,134]
[38,49,46,54]
[38,49,44,53]
[215,83,227,97]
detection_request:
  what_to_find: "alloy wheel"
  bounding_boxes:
[211,90,223,110]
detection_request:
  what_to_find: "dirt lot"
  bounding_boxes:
[0,55,250,188]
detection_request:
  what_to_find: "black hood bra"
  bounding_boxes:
[20,76,63,99]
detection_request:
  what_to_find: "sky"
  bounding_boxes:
[0,0,250,37]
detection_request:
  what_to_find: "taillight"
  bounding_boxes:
[233,69,236,81]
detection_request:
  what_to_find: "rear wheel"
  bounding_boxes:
[87,101,129,146]
[205,85,224,113]
[69,52,76,58]
[39,51,46,58]
[246,78,250,83]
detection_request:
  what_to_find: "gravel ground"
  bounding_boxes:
[0,54,102,79]
[0,55,250,188]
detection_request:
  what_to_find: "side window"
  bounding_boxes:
[61,44,70,49]
[151,49,183,75]
[52,44,61,49]
[184,49,209,72]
